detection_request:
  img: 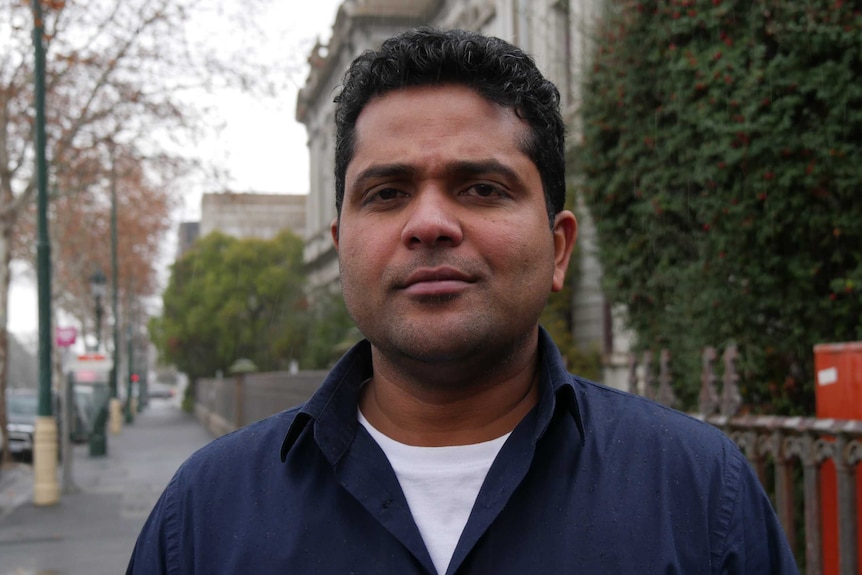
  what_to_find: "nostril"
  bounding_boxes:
[431,235,454,247]
[407,232,456,248]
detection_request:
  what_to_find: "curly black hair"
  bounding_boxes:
[333,27,565,225]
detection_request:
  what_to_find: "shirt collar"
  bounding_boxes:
[280,326,585,461]
[534,326,585,442]
[280,338,372,462]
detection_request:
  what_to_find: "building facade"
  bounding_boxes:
[296,0,631,387]
[199,192,306,242]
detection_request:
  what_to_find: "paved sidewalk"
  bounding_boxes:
[0,401,214,575]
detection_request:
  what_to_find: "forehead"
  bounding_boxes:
[347,84,531,177]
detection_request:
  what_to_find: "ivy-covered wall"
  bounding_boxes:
[576,0,862,414]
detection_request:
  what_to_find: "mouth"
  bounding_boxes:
[399,266,476,297]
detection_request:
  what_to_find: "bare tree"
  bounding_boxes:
[0,0,303,462]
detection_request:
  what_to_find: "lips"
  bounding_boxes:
[399,266,476,296]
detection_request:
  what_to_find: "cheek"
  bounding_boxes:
[338,250,370,314]
[508,235,557,288]
[486,225,552,267]
[339,239,382,284]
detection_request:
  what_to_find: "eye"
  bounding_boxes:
[375,188,402,200]
[462,183,508,199]
[364,187,407,205]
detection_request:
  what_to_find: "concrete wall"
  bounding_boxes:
[195,370,328,437]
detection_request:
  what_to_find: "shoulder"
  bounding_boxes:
[569,374,733,452]
[564,377,801,570]
[146,406,305,539]
[127,406,307,573]
[177,406,303,480]
[563,373,750,503]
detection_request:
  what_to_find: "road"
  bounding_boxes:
[0,398,214,575]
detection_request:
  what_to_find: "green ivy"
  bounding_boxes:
[576,0,862,414]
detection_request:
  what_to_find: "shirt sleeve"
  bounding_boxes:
[126,473,183,575]
[714,446,801,575]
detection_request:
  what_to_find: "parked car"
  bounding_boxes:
[6,388,39,462]
[5,388,88,461]
[148,381,176,400]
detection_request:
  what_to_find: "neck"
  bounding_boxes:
[359,336,541,447]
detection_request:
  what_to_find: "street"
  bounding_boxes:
[0,399,214,575]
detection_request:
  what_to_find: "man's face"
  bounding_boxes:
[332,84,576,369]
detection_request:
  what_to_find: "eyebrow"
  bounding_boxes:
[349,159,525,193]
[350,163,416,192]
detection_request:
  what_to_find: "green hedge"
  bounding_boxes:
[576,0,862,414]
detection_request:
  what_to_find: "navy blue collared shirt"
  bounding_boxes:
[128,329,798,574]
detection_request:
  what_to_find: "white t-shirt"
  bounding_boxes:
[358,410,510,575]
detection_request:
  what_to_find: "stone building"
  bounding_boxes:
[199,192,306,242]
[296,0,632,387]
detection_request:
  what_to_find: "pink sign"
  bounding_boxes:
[55,326,77,347]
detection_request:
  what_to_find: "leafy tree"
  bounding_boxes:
[150,230,306,382]
[300,288,360,370]
[577,0,862,414]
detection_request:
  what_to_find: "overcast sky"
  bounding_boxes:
[10,0,344,340]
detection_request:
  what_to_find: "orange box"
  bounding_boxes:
[813,341,862,575]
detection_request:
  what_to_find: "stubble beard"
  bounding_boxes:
[360,302,541,392]
[339,254,546,390]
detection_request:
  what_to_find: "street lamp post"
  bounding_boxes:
[31,0,59,506]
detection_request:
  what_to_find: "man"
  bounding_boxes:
[128,28,798,574]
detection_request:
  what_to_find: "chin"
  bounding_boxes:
[398,329,514,365]
[369,328,474,363]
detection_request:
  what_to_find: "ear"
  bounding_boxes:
[551,210,577,292]
[330,217,340,251]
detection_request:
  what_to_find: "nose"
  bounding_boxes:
[401,187,463,248]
